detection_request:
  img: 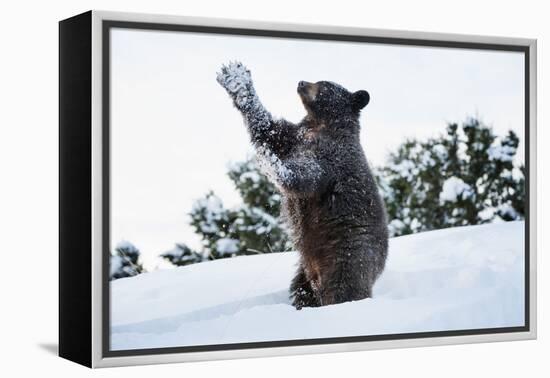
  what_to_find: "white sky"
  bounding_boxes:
[110,28,524,270]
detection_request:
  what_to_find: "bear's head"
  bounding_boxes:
[297,80,370,124]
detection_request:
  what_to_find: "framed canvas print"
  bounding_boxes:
[59,10,537,368]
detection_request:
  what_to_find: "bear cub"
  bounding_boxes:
[217,62,388,309]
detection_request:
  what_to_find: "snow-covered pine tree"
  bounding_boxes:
[376,117,525,237]
[110,240,145,280]
[227,158,282,216]
[174,158,291,264]
[160,243,204,266]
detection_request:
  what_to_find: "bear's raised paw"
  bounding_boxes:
[216,61,254,97]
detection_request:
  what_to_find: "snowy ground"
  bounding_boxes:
[111,222,525,351]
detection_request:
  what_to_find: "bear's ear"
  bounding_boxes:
[352,90,370,111]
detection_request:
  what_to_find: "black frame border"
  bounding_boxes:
[101,20,531,358]
[59,11,93,367]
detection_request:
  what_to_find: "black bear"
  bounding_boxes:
[217,62,388,309]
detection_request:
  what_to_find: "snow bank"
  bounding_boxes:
[111,222,525,350]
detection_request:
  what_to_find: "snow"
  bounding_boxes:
[390,159,417,180]
[215,238,240,255]
[388,219,405,236]
[110,255,123,277]
[239,171,261,182]
[162,248,182,259]
[500,169,513,179]
[111,222,524,350]
[409,218,421,231]
[439,176,473,203]
[420,150,436,167]
[193,194,224,233]
[162,246,197,262]
[472,142,485,151]
[478,207,496,221]
[256,145,296,187]
[488,144,516,162]
[498,203,518,219]
[432,144,447,158]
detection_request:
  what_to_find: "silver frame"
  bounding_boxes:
[90,10,537,368]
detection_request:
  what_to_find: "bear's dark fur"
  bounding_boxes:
[217,62,388,309]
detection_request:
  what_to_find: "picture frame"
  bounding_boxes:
[59,10,537,368]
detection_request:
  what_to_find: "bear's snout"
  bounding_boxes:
[297,81,318,102]
[298,81,309,90]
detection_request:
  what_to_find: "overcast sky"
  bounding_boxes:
[110,28,524,270]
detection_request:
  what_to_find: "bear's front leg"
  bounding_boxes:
[217,61,272,132]
[216,62,300,158]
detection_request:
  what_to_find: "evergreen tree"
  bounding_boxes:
[160,243,204,266]
[110,241,145,280]
[376,117,525,237]
[162,158,291,266]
